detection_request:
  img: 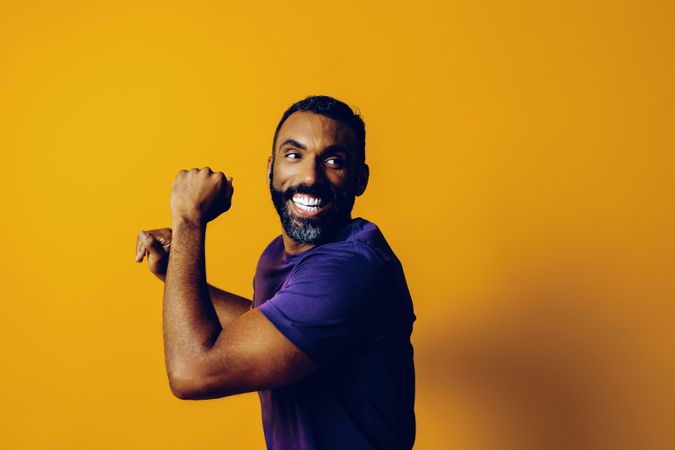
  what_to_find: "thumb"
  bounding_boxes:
[226,176,234,197]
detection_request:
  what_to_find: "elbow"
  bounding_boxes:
[167,367,233,400]
[170,382,195,400]
[167,367,204,400]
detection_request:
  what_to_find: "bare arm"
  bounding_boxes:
[162,218,221,388]
[136,227,252,327]
[164,217,315,399]
[147,168,316,399]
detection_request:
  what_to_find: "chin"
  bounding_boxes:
[282,203,346,244]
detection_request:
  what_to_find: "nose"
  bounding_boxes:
[299,155,324,186]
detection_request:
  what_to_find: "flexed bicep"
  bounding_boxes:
[167,308,317,400]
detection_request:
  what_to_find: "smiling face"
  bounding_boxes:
[268,111,369,252]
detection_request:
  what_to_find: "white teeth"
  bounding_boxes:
[294,203,319,212]
[293,194,322,207]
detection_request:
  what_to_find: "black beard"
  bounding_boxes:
[269,167,355,245]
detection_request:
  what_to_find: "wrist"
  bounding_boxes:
[171,215,206,230]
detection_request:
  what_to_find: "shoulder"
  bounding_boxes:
[283,244,383,306]
[254,235,286,275]
[292,236,386,282]
[271,237,385,312]
[308,217,390,259]
[303,239,382,264]
[258,234,284,261]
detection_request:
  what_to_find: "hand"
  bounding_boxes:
[170,167,234,226]
[135,228,172,281]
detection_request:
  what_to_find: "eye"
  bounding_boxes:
[325,157,345,168]
[285,152,301,160]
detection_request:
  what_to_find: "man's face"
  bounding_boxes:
[268,111,368,245]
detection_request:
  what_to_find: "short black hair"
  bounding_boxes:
[272,95,366,165]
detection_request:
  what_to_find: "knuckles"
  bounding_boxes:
[175,167,229,184]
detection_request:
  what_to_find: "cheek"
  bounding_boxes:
[325,168,352,185]
[331,172,357,193]
[273,161,304,185]
[270,165,289,190]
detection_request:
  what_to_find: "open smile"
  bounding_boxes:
[289,193,330,218]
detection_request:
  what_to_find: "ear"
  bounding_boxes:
[355,163,369,197]
[266,156,273,184]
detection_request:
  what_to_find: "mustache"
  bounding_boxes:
[281,184,335,204]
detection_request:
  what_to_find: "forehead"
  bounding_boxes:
[275,111,357,153]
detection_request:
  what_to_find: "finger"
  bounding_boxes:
[136,230,148,262]
[144,233,167,264]
[175,169,187,181]
[146,228,172,247]
[136,229,171,263]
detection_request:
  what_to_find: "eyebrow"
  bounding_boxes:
[322,144,351,157]
[279,139,306,150]
[279,139,353,159]
[279,140,352,157]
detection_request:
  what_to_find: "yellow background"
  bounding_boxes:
[1,1,674,449]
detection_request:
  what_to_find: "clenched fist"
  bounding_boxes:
[171,167,234,225]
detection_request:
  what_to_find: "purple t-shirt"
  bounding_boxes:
[253,218,416,450]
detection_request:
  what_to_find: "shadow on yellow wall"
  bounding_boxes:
[418,235,674,450]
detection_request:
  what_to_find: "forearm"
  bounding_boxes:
[163,219,221,383]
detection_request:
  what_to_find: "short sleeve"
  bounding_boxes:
[257,242,382,366]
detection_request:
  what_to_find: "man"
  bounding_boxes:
[135,96,416,450]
